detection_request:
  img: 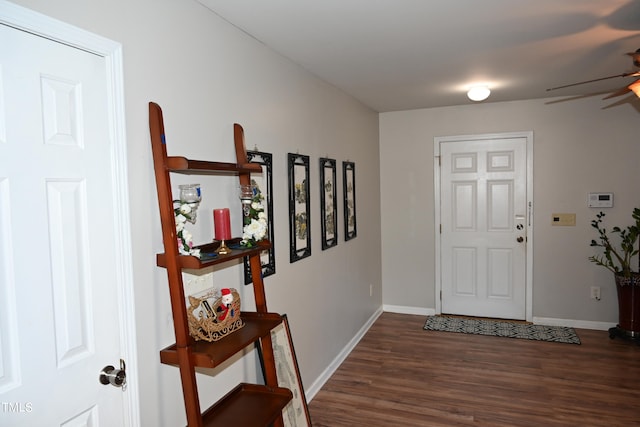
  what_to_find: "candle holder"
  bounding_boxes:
[215,240,232,255]
[179,184,201,223]
[213,208,232,254]
[179,183,201,203]
[238,184,255,224]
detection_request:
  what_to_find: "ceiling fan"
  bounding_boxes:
[546,49,640,99]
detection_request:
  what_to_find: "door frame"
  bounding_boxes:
[433,131,534,322]
[0,2,140,425]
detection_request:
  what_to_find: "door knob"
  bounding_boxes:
[516,236,524,243]
[99,359,126,389]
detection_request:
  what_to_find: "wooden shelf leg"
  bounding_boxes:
[248,254,268,312]
[260,333,284,427]
[177,346,203,427]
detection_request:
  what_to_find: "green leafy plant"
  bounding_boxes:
[589,208,640,277]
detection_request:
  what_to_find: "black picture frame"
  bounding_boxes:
[343,161,357,241]
[243,150,275,284]
[288,153,311,262]
[319,158,338,250]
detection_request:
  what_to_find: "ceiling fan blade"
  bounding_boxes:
[546,71,640,92]
[602,85,631,99]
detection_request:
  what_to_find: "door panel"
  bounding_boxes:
[0,24,125,426]
[440,136,527,320]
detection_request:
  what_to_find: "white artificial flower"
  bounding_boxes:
[258,212,267,220]
[251,201,261,210]
[173,201,201,258]
[245,218,267,240]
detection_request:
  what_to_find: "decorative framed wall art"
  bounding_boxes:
[244,150,276,284]
[270,315,312,427]
[288,153,311,262]
[319,157,338,250]
[343,161,357,240]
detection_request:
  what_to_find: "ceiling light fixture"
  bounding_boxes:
[629,80,640,98]
[467,85,491,102]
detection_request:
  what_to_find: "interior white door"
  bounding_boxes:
[440,136,527,320]
[0,24,126,425]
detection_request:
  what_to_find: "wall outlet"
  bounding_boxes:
[590,286,601,301]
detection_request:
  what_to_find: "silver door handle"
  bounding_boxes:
[99,359,126,389]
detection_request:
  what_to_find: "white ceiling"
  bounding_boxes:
[197,0,640,112]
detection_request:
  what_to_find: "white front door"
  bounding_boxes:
[0,21,131,426]
[437,133,531,320]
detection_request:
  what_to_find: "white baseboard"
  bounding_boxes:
[382,304,435,316]
[533,316,616,331]
[305,306,383,402]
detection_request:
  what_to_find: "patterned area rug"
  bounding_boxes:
[423,316,581,345]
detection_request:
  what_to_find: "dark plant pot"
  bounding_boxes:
[614,273,640,337]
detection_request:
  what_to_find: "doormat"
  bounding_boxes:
[423,316,581,344]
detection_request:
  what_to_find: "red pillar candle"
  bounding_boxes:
[213,208,231,241]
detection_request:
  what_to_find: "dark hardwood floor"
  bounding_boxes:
[308,312,640,427]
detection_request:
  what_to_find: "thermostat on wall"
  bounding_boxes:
[588,192,614,208]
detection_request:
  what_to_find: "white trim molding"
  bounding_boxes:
[533,317,615,331]
[0,2,140,425]
[306,307,383,402]
[383,305,435,316]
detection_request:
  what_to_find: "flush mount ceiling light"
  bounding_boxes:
[467,85,491,101]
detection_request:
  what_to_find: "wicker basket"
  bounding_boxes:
[187,288,244,342]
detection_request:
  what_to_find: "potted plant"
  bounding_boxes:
[589,208,640,338]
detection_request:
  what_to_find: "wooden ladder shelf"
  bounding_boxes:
[149,102,290,427]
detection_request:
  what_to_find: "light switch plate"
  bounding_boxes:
[552,213,576,226]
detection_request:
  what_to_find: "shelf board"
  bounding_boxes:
[199,383,292,427]
[157,239,271,269]
[160,312,283,368]
[166,156,261,175]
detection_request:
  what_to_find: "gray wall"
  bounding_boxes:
[380,97,640,326]
[13,1,640,424]
[11,0,382,425]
